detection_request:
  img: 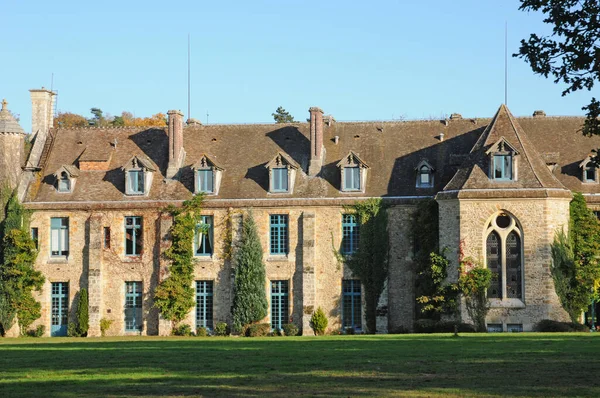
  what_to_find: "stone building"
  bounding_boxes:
[1,88,599,337]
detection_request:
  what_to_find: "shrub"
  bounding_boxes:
[76,289,89,337]
[414,319,475,333]
[534,319,589,332]
[310,307,328,335]
[67,322,79,337]
[196,326,209,337]
[100,318,113,337]
[172,323,193,336]
[246,323,270,337]
[270,329,283,337]
[345,327,355,335]
[27,325,45,337]
[282,323,299,337]
[213,322,229,337]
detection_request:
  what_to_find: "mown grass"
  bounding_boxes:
[0,333,599,397]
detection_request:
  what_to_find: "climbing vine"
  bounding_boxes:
[154,194,205,325]
[345,198,389,334]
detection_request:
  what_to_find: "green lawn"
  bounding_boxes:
[1,334,599,397]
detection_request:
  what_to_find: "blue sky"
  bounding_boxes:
[2,0,595,133]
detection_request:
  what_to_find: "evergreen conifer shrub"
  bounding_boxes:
[76,289,89,337]
[310,307,328,335]
[231,212,268,333]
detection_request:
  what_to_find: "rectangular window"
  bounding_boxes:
[269,214,288,255]
[197,169,214,193]
[128,170,144,194]
[272,168,289,192]
[585,167,596,182]
[103,227,111,249]
[194,216,213,256]
[196,281,214,330]
[50,217,69,257]
[342,214,359,255]
[271,280,289,331]
[58,174,71,192]
[507,324,523,332]
[493,155,512,180]
[31,227,39,250]
[344,166,360,190]
[125,216,143,256]
[51,282,68,336]
[124,281,143,331]
[342,280,361,330]
[487,324,503,333]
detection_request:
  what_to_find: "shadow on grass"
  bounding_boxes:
[1,335,599,397]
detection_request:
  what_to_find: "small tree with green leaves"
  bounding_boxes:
[76,289,89,337]
[272,106,295,123]
[458,256,492,333]
[416,251,460,319]
[231,212,268,333]
[346,199,389,334]
[154,195,205,326]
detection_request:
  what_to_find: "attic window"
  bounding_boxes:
[337,151,369,193]
[193,155,224,195]
[415,160,434,188]
[58,172,71,193]
[486,138,519,182]
[266,153,298,194]
[128,170,145,194]
[585,165,597,183]
[123,155,155,196]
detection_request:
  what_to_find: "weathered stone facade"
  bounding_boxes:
[2,89,599,336]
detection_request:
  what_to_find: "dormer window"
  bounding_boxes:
[415,160,434,188]
[123,155,156,196]
[266,152,298,194]
[486,137,519,182]
[337,151,369,193]
[53,165,79,193]
[192,155,224,195]
[579,156,598,183]
[58,172,71,192]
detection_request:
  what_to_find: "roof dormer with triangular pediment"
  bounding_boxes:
[337,151,369,193]
[192,154,225,195]
[122,155,156,196]
[265,152,299,194]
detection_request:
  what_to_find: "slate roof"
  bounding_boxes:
[25,105,600,208]
[0,99,25,135]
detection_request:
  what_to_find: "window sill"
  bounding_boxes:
[194,255,215,262]
[47,256,68,264]
[340,190,364,194]
[489,298,525,309]
[123,255,143,262]
[266,255,290,262]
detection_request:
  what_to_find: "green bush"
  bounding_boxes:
[270,329,283,337]
[76,289,89,337]
[214,322,229,336]
[196,326,209,337]
[27,325,45,337]
[414,319,476,333]
[310,307,328,335]
[100,318,113,337]
[282,323,299,336]
[67,322,79,337]
[534,319,588,332]
[172,324,193,336]
[246,323,270,337]
[345,327,355,335]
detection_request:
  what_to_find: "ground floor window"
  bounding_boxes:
[125,282,143,331]
[196,281,214,330]
[342,279,361,330]
[271,280,289,331]
[51,282,68,336]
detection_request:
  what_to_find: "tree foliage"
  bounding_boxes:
[54,112,88,128]
[154,195,205,325]
[76,288,89,337]
[112,111,167,127]
[0,192,43,336]
[231,212,268,333]
[458,257,492,332]
[272,106,295,123]
[551,192,600,323]
[415,251,459,318]
[515,0,600,139]
[346,199,389,333]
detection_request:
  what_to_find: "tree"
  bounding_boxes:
[112,112,167,127]
[346,199,389,333]
[272,106,295,123]
[54,112,88,128]
[88,108,108,127]
[515,1,600,140]
[231,212,268,333]
[154,195,204,326]
[0,193,44,336]
[76,288,89,337]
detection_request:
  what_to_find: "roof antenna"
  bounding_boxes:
[504,21,508,106]
[206,110,209,125]
[187,33,191,122]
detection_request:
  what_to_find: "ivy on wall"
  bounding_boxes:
[154,194,205,326]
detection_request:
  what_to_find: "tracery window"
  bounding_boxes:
[485,212,523,300]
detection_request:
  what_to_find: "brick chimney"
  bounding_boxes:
[166,110,186,179]
[30,88,56,135]
[308,107,324,176]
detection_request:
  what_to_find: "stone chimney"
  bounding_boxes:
[308,107,324,176]
[0,99,25,189]
[166,110,186,178]
[30,88,56,135]
[533,110,546,117]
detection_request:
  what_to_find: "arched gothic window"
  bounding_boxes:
[485,212,523,300]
